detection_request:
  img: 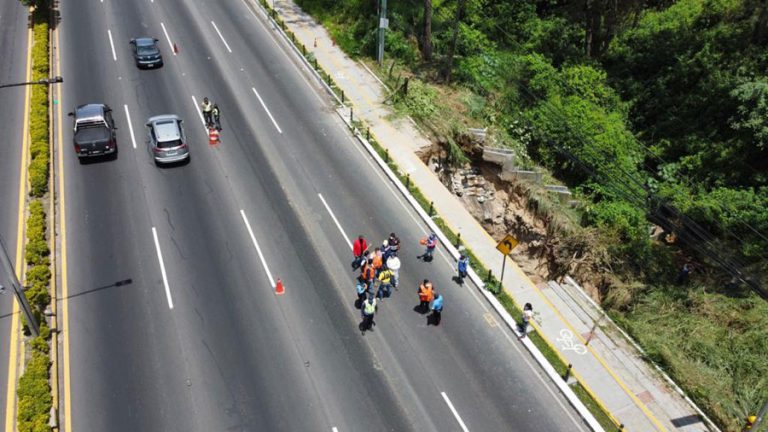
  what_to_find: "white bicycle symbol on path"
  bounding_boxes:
[556,329,587,355]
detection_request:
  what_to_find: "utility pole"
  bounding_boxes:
[751,400,768,430]
[0,75,62,89]
[377,0,388,65]
[0,237,39,337]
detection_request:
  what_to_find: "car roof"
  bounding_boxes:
[75,104,107,122]
[148,115,182,141]
[134,37,156,46]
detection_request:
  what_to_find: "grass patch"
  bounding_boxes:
[613,286,768,431]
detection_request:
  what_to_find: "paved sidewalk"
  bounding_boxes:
[265,1,716,431]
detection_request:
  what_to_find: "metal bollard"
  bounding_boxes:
[585,321,599,346]
[563,363,572,382]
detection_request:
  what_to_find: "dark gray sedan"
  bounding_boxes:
[129,37,163,68]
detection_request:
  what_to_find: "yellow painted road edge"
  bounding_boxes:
[49,14,59,431]
[54,22,72,432]
[3,19,34,432]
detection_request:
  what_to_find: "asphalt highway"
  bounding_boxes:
[0,0,31,427]
[58,0,590,430]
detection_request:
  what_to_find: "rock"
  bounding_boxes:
[483,209,494,222]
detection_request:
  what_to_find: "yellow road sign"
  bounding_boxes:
[496,234,518,256]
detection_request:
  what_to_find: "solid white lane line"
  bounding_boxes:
[152,227,174,309]
[107,29,117,61]
[123,104,137,149]
[160,22,176,56]
[318,193,352,249]
[211,21,232,53]
[190,95,207,130]
[240,210,276,287]
[251,87,283,134]
[441,392,470,432]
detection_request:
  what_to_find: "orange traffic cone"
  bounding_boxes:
[275,278,285,295]
[208,127,220,145]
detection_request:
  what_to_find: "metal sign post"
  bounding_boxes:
[495,234,519,287]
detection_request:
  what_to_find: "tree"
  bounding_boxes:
[422,0,433,61]
[443,0,466,82]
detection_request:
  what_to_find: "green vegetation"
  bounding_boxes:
[289,0,767,429]
[29,3,49,198]
[18,3,53,431]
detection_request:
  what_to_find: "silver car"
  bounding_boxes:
[146,115,189,165]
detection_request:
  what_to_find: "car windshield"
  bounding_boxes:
[158,139,182,149]
[137,44,156,55]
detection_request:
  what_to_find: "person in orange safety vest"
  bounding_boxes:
[418,279,434,313]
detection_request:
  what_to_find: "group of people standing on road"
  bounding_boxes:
[201,97,222,131]
[353,232,450,334]
[350,231,536,339]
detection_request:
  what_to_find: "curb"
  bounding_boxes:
[250,1,605,430]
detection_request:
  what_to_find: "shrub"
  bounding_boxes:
[25,265,50,286]
[28,155,49,198]
[25,282,50,309]
[17,351,51,432]
[25,239,49,265]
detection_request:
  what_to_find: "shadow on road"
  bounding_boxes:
[58,278,133,301]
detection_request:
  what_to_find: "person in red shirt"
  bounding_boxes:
[352,235,368,269]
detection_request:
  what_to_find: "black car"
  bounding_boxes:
[129,37,163,68]
[68,103,118,161]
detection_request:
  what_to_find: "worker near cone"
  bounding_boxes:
[201,97,213,127]
[418,279,434,313]
[212,103,222,131]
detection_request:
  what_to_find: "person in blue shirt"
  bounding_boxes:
[457,254,469,284]
[430,292,444,326]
